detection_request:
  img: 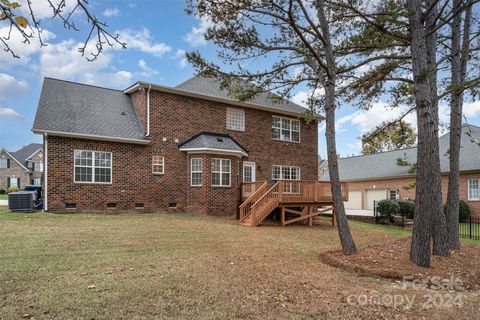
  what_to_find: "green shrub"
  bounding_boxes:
[444,201,470,223]
[399,200,415,219]
[0,188,5,194]
[7,186,19,193]
[377,199,400,224]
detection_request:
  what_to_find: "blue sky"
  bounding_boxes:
[1,0,479,158]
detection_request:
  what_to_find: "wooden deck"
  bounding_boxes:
[239,181,348,226]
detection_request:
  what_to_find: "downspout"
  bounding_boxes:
[44,133,48,211]
[146,85,151,137]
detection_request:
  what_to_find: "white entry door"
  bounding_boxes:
[243,162,256,182]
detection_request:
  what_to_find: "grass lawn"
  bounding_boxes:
[1,207,479,319]
[0,194,7,200]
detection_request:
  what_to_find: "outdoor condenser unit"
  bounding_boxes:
[8,191,34,212]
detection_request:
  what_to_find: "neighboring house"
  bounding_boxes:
[321,125,480,216]
[32,76,319,214]
[0,143,44,191]
[318,158,328,179]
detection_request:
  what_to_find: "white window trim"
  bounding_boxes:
[34,162,44,172]
[152,156,165,175]
[272,116,301,143]
[243,161,256,183]
[468,178,480,201]
[73,150,112,184]
[9,177,19,188]
[0,158,7,169]
[190,157,203,187]
[271,165,301,180]
[226,107,245,132]
[212,158,231,187]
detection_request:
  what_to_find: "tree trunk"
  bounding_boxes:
[407,0,436,267]
[317,0,357,255]
[425,0,450,257]
[446,0,473,250]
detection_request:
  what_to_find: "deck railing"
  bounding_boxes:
[241,180,348,204]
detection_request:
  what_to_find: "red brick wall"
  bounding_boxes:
[345,172,480,217]
[45,89,319,215]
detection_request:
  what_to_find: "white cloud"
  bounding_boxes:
[291,89,325,108]
[0,73,28,97]
[0,107,23,120]
[184,17,213,47]
[174,49,188,68]
[0,26,56,65]
[38,39,132,87]
[18,0,78,19]
[103,8,120,17]
[138,59,158,77]
[463,101,480,118]
[118,28,171,57]
[337,103,418,134]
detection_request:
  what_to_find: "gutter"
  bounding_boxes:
[44,133,48,211]
[32,129,151,145]
[146,84,151,137]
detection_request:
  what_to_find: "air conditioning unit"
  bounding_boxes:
[8,192,34,212]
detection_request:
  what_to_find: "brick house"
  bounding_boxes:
[0,143,44,191]
[321,125,480,216]
[32,76,320,216]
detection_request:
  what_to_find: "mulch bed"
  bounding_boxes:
[320,237,480,290]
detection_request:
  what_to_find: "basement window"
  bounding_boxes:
[135,203,145,209]
[106,202,117,209]
[168,202,177,209]
[65,203,76,209]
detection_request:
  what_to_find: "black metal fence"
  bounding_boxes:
[460,216,480,240]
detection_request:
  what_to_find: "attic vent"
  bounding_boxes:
[121,111,126,116]
[217,137,224,142]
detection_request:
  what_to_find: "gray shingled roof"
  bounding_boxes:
[33,78,146,142]
[10,143,43,165]
[178,132,248,155]
[176,75,307,115]
[321,125,480,181]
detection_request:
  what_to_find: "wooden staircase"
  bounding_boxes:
[239,180,348,227]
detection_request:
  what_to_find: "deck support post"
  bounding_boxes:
[308,206,313,227]
[281,207,286,226]
[332,207,336,227]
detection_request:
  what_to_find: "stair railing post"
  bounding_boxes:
[278,181,283,203]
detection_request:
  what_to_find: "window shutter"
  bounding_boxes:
[7,159,10,168]
[18,179,20,189]
[7,177,10,188]
[32,162,35,171]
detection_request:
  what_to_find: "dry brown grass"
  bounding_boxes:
[1,208,479,319]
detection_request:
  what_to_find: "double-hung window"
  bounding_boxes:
[226,108,245,131]
[272,165,301,193]
[191,158,203,186]
[212,158,231,187]
[468,179,480,201]
[9,177,19,188]
[152,156,165,174]
[33,162,44,172]
[74,150,112,183]
[33,178,41,186]
[272,116,300,142]
[0,158,8,169]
